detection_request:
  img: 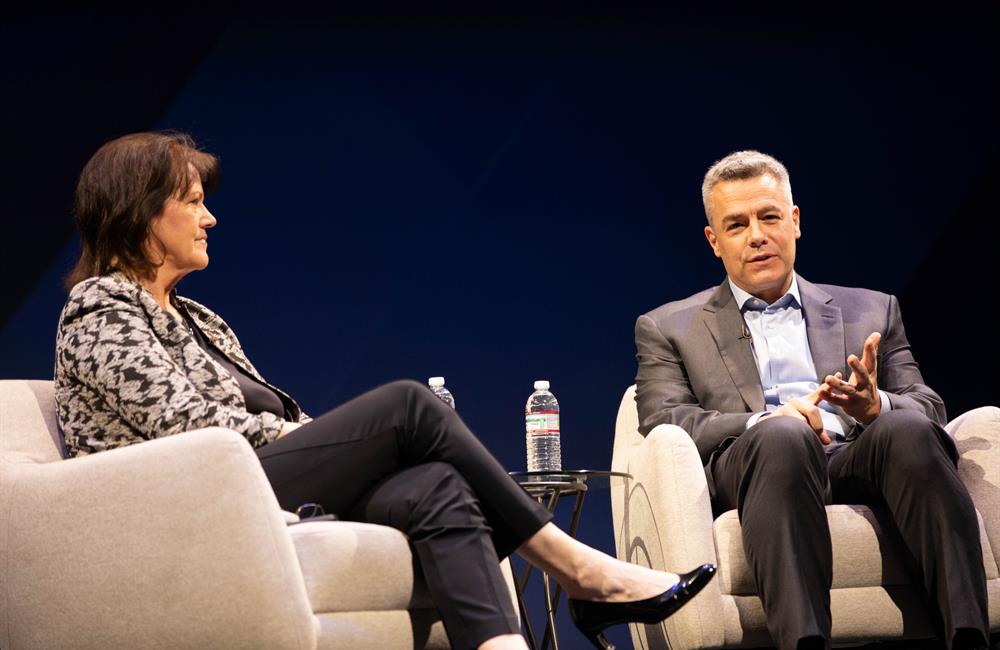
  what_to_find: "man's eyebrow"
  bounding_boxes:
[720,213,747,225]
[755,204,783,215]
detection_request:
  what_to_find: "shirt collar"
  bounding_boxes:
[728,274,802,312]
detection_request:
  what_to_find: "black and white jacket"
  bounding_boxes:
[55,272,310,457]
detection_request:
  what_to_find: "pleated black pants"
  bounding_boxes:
[255,379,552,650]
[711,410,989,650]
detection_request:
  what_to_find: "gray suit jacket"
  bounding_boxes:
[634,274,946,466]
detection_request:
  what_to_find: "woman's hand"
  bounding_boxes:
[277,421,303,439]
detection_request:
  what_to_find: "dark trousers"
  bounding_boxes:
[711,410,989,650]
[255,380,552,650]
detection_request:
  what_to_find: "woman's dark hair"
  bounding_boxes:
[64,131,220,290]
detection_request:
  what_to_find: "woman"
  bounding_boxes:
[54,131,714,650]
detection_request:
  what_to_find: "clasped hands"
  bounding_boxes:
[758,332,882,445]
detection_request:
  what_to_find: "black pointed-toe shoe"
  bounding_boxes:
[567,563,716,650]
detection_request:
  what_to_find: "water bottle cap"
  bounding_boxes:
[428,376,445,387]
[533,380,550,390]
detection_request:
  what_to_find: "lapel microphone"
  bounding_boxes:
[738,323,753,341]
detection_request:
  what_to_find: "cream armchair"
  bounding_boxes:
[611,385,1000,649]
[0,379,517,650]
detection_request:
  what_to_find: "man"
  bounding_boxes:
[633,151,989,650]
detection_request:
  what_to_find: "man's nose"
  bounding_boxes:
[747,219,766,245]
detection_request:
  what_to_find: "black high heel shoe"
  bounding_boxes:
[567,563,716,650]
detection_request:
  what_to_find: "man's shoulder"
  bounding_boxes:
[805,280,893,311]
[639,285,719,329]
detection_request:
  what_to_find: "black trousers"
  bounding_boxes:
[255,380,552,650]
[712,410,989,650]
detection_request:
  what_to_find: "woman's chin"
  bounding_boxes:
[180,258,209,275]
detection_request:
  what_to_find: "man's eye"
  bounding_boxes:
[727,223,745,231]
[763,214,779,221]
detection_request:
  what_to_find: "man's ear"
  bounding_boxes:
[704,225,721,258]
[792,206,801,239]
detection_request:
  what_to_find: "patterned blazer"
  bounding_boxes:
[55,272,310,457]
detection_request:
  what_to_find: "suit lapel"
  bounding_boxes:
[703,281,765,412]
[130,280,190,348]
[798,276,846,382]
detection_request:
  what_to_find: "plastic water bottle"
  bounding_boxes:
[428,377,455,409]
[525,380,561,472]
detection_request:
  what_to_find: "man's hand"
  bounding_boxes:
[759,384,833,445]
[823,332,882,425]
[277,421,303,439]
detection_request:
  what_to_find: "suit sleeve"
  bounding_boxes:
[58,295,284,447]
[635,314,753,464]
[876,295,947,425]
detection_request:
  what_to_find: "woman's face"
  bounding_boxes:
[147,172,216,280]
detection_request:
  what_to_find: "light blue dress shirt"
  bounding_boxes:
[728,277,890,439]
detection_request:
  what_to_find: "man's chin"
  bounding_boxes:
[741,271,792,298]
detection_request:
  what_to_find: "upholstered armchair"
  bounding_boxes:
[0,379,518,650]
[611,385,1000,649]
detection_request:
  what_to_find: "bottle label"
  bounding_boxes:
[526,412,560,435]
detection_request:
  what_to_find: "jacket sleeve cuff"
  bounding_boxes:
[878,389,892,413]
[260,412,285,444]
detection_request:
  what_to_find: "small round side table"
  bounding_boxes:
[508,469,632,650]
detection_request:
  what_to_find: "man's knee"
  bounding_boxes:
[721,416,828,495]
[748,415,826,460]
[865,409,956,472]
[869,408,936,437]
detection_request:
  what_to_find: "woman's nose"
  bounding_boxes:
[203,206,217,227]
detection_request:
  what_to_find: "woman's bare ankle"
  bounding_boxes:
[571,555,680,603]
[478,633,528,650]
[517,523,679,602]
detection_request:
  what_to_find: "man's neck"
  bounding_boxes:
[729,273,798,308]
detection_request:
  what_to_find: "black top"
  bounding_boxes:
[181,311,286,419]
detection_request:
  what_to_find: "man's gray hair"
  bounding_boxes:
[701,150,793,223]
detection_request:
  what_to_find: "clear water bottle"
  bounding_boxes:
[428,376,455,409]
[525,380,561,472]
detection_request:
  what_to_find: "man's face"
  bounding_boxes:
[704,173,800,304]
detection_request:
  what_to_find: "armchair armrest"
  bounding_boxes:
[623,423,719,573]
[617,424,726,648]
[950,406,1000,574]
[2,428,317,650]
[611,393,725,649]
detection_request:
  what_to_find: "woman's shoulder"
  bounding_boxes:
[62,273,144,318]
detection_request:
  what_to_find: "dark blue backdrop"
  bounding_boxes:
[2,8,997,648]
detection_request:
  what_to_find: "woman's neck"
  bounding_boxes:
[139,270,183,311]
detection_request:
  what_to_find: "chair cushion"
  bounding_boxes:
[713,504,998,596]
[289,520,435,614]
[0,380,65,464]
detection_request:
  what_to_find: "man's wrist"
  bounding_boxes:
[860,391,883,425]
